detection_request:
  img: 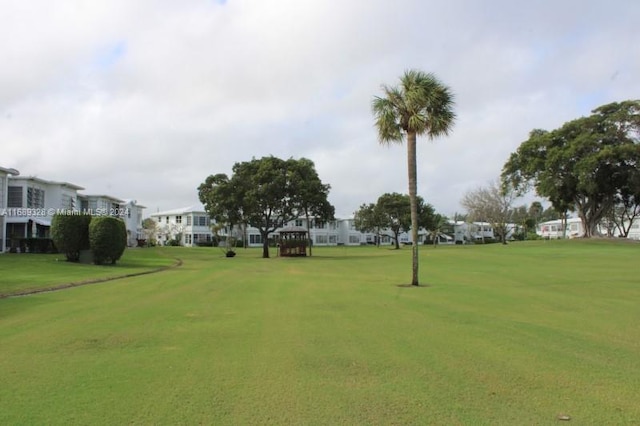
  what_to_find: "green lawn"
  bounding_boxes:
[1,241,639,424]
[0,248,178,297]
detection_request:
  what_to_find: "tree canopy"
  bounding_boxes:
[198,156,334,258]
[354,192,438,249]
[502,100,640,237]
[461,181,517,244]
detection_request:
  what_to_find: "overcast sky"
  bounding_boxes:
[2,0,638,217]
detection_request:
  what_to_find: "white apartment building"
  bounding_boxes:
[443,221,495,244]
[146,209,388,248]
[150,206,214,246]
[4,176,84,247]
[537,218,585,239]
[537,217,640,240]
[120,200,146,247]
[76,195,146,246]
[1,170,146,251]
[78,194,124,216]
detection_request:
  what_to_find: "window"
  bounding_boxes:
[295,219,303,227]
[194,216,210,227]
[329,235,337,244]
[61,194,73,210]
[349,235,360,244]
[192,233,210,242]
[185,234,192,244]
[7,186,23,207]
[186,216,192,226]
[314,220,325,229]
[176,216,182,224]
[315,235,327,244]
[166,216,169,223]
[27,187,45,208]
[249,234,262,244]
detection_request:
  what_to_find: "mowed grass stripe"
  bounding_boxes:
[1,242,639,424]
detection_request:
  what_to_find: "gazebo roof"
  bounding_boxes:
[278,226,308,234]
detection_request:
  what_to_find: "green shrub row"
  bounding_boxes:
[51,214,126,265]
[12,238,58,254]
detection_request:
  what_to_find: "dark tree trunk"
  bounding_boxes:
[261,230,270,258]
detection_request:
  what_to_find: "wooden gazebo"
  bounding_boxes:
[277,226,308,257]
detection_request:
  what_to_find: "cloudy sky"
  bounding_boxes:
[2,0,638,217]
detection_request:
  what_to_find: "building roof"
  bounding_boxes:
[120,199,147,209]
[0,167,20,175]
[78,194,126,203]
[8,175,84,190]
[151,205,208,217]
[277,226,308,233]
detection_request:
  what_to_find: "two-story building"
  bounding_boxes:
[78,195,147,246]
[78,194,125,216]
[120,200,147,246]
[4,175,84,249]
[150,206,214,246]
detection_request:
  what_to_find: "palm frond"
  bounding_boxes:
[372,95,403,144]
[373,69,455,143]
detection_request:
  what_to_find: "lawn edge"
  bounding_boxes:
[0,257,183,299]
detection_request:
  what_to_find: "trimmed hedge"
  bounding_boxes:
[51,213,92,261]
[18,238,57,254]
[89,216,127,265]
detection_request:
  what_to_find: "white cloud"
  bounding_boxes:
[2,0,639,217]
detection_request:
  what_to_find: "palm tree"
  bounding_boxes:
[372,69,455,286]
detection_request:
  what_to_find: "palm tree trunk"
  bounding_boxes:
[407,131,419,286]
[305,211,312,256]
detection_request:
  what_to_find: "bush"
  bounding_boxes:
[19,238,57,254]
[51,214,92,261]
[511,231,526,241]
[89,216,127,265]
[474,237,498,244]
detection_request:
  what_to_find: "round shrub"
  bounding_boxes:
[89,216,127,265]
[51,213,92,262]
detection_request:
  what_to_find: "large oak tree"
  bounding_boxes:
[502,100,640,237]
[198,156,334,258]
